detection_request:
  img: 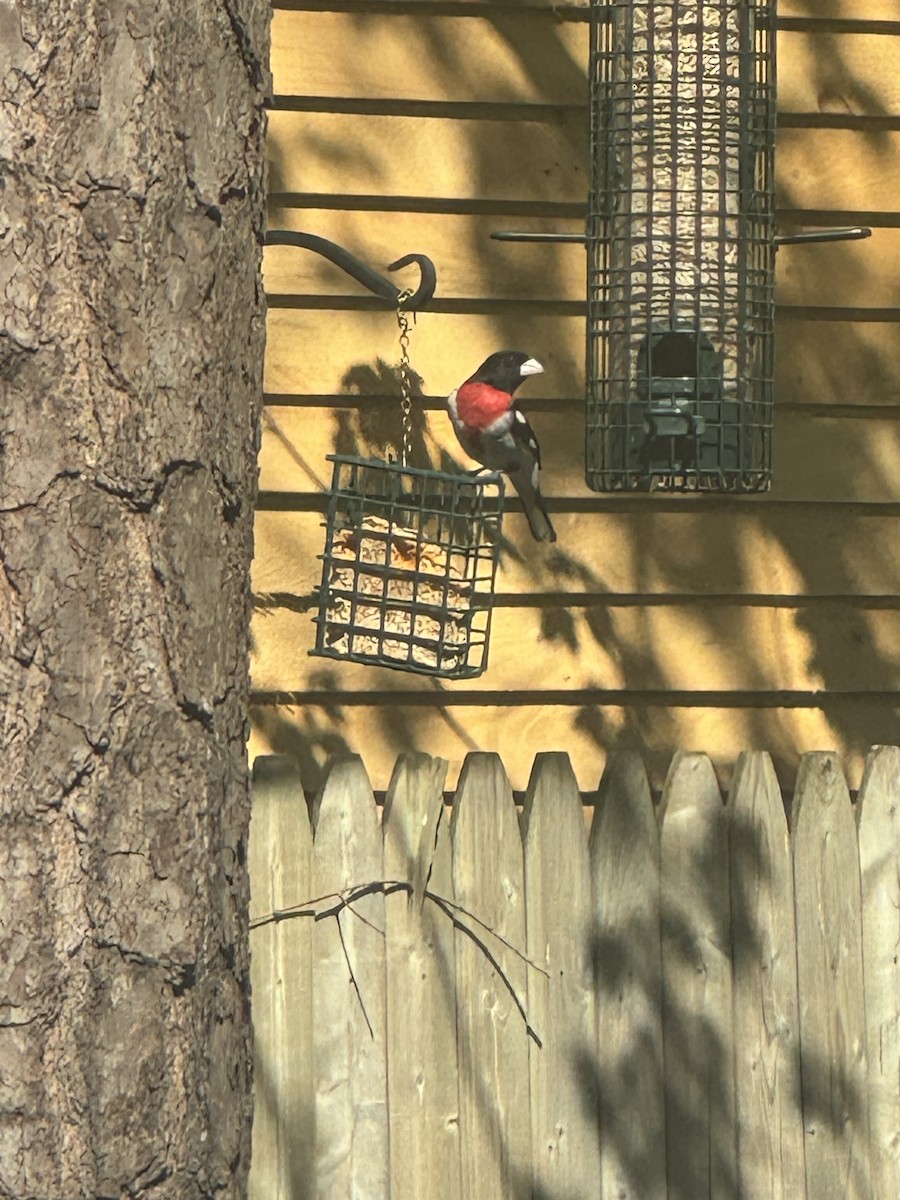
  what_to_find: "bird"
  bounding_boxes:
[446,350,556,543]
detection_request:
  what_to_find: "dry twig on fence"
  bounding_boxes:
[251,878,546,1047]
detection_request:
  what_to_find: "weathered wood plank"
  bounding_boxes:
[253,506,900,602]
[272,10,588,105]
[252,602,900,695]
[267,109,588,203]
[776,227,900,311]
[311,757,388,1200]
[272,16,900,116]
[779,1,900,21]
[265,309,900,412]
[248,757,315,1200]
[451,752,531,1200]
[856,745,900,1200]
[265,209,900,311]
[779,32,900,117]
[262,211,588,301]
[520,752,600,1200]
[258,401,900,505]
[791,752,871,1200]
[382,753,462,1200]
[248,698,900,802]
[660,753,737,1200]
[590,752,666,1200]
[776,129,900,212]
[728,752,806,1200]
[269,109,900,214]
[263,309,586,401]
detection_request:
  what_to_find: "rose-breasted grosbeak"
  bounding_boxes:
[446,350,556,543]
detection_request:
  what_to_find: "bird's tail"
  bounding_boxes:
[513,475,557,543]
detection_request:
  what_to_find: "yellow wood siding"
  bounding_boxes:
[252,2,900,792]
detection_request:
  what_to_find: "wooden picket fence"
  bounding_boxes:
[247,747,900,1200]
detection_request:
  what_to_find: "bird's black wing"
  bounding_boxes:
[512,405,542,468]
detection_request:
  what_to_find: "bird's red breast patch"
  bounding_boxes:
[454,381,513,430]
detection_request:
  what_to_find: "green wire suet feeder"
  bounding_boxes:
[311,456,504,679]
[262,232,506,679]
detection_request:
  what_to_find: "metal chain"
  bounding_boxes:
[395,288,415,467]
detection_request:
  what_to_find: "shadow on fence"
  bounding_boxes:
[248,745,900,1200]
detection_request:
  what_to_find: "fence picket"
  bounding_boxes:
[590,751,666,1200]
[247,745,900,1200]
[729,752,806,1200]
[792,752,870,1200]
[248,756,315,1200]
[521,752,600,1200]
[660,752,737,1200]
[311,757,387,1200]
[383,753,461,1200]
[451,752,531,1200]
[856,745,900,1200]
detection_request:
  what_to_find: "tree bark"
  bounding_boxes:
[0,3,269,1196]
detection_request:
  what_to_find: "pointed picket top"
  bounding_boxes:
[590,752,665,1200]
[452,752,531,1200]
[590,749,658,877]
[521,753,600,1200]
[383,753,460,1200]
[659,752,737,1200]
[249,755,313,923]
[383,751,448,905]
[311,754,377,839]
[248,756,315,1200]
[659,749,724,824]
[312,756,387,1200]
[791,752,870,1200]
[520,751,583,842]
[856,746,900,1200]
[728,752,805,1200]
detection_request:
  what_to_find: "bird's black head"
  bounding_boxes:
[467,351,543,395]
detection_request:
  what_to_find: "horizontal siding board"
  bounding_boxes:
[272,10,588,105]
[264,213,900,310]
[772,31,900,116]
[275,1,897,19]
[267,109,589,203]
[262,212,589,301]
[270,111,900,212]
[264,309,900,405]
[775,128,900,211]
[246,700,898,797]
[250,604,900,694]
[263,308,587,398]
[272,14,900,118]
[273,1,591,13]
[252,507,900,599]
[257,404,900,504]
[778,2,900,24]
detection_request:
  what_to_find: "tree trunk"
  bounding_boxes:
[0,3,269,1196]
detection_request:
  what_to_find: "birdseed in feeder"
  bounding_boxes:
[322,515,473,671]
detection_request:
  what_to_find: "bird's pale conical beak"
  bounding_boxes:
[520,358,543,376]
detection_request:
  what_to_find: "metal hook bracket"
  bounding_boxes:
[264,230,437,310]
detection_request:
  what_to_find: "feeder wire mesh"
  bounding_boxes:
[312,456,505,679]
[587,0,777,492]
